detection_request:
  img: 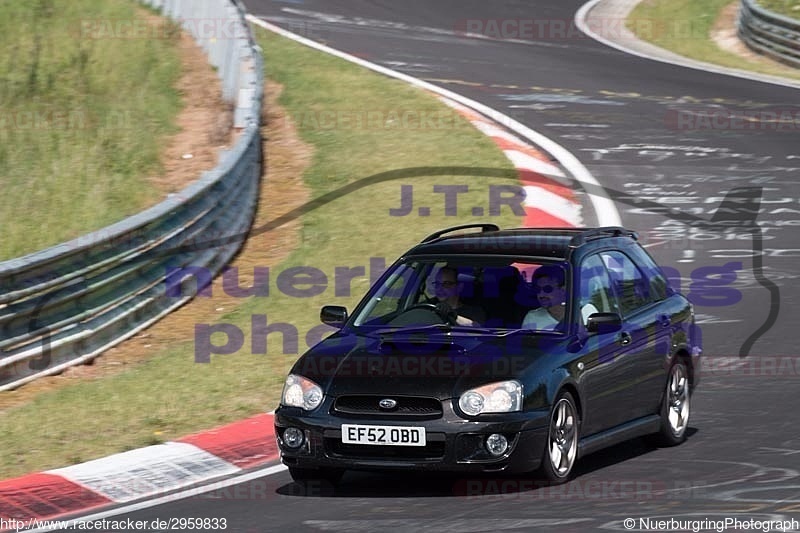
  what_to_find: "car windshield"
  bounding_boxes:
[350,258,570,333]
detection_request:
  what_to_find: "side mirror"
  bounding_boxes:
[586,312,622,333]
[320,305,348,328]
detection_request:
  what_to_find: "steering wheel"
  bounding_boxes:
[410,303,458,325]
[386,303,448,326]
[406,303,451,321]
[405,303,439,313]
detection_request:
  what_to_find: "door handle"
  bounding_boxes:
[619,332,632,346]
[659,315,671,328]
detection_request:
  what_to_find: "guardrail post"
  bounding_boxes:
[235,52,257,128]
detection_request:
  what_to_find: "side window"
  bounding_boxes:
[578,254,619,325]
[628,246,669,302]
[600,251,651,316]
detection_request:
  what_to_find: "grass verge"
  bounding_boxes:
[627,0,800,80]
[0,0,182,260]
[0,26,520,478]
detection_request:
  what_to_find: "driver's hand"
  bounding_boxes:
[435,301,458,325]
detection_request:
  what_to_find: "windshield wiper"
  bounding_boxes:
[363,324,452,335]
[444,325,501,334]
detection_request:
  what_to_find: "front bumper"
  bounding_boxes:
[275,399,549,474]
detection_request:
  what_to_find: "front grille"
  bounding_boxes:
[325,439,446,461]
[333,395,442,419]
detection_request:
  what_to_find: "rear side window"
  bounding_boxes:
[628,245,669,301]
[599,251,653,316]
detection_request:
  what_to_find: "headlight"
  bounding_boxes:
[281,374,324,411]
[458,380,522,416]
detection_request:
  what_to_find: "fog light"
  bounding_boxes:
[485,433,508,456]
[283,427,304,449]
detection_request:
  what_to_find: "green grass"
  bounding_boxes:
[0,26,520,478]
[0,0,183,260]
[627,0,800,80]
[757,0,800,18]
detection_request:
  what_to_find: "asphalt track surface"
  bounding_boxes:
[64,1,800,531]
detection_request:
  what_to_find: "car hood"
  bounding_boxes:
[290,329,565,400]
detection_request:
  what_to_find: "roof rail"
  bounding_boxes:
[421,223,500,243]
[503,227,584,233]
[568,227,638,247]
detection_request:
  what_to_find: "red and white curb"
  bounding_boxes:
[0,414,277,526]
[437,97,581,228]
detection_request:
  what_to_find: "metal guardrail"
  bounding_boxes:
[739,0,800,68]
[0,0,263,390]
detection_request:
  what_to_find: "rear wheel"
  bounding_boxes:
[537,391,579,484]
[652,360,690,446]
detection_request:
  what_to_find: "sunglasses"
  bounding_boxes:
[533,284,562,294]
[433,281,457,288]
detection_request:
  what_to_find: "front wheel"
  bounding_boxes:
[537,391,579,484]
[652,360,691,446]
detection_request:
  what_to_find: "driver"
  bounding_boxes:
[431,266,486,326]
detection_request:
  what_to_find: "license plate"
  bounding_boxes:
[341,424,426,446]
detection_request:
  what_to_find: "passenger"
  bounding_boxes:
[522,265,567,330]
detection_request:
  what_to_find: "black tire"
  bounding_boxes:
[537,391,580,484]
[651,359,691,447]
[288,466,344,485]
